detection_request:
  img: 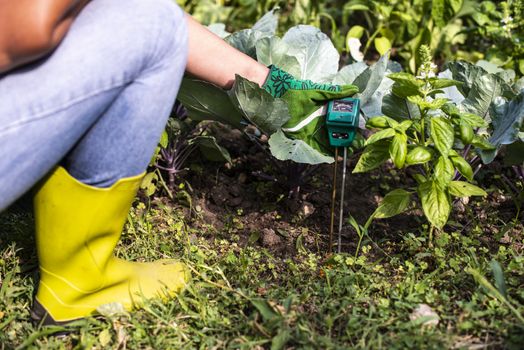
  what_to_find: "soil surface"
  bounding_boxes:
[152,123,523,257]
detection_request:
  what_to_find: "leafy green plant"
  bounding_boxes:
[178,10,402,195]
[342,0,474,72]
[354,46,492,237]
[141,102,231,198]
[464,0,524,75]
[178,0,335,37]
[442,61,524,166]
[179,10,399,164]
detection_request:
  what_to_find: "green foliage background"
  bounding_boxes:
[178,0,524,75]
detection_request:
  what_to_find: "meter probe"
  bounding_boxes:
[325,97,360,253]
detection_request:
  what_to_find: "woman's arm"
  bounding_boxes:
[1,3,268,86]
[185,14,269,89]
[0,0,89,73]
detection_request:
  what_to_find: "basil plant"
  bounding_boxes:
[354,46,493,235]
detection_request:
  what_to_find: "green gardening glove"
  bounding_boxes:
[263,65,359,156]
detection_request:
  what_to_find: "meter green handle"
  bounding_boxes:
[326,97,360,148]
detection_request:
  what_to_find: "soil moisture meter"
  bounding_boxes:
[326,97,361,254]
[326,97,360,148]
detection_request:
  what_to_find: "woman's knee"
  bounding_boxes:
[119,0,188,65]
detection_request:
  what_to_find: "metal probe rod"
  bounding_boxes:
[328,147,339,253]
[337,147,348,253]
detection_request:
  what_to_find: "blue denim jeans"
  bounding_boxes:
[0,0,188,212]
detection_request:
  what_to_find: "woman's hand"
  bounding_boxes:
[0,0,90,73]
[263,65,359,155]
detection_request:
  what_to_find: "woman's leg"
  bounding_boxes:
[0,0,191,324]
[0,0,187,211]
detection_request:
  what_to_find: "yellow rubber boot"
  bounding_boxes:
[31,167,188,325]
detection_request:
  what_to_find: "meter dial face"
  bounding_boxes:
[332,100,354,113]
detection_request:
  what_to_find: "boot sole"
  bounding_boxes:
[30,299,82,327]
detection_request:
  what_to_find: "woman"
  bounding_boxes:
[0,0,355,324]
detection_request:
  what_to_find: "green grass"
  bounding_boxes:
[1,196,523,349]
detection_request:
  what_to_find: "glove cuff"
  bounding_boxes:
[263,65,342,98]
[262,65,294,98]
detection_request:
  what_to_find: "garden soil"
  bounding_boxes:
[156,124,523,257]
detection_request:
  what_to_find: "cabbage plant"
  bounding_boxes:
[442,60,524,165]
[177,9,399,166]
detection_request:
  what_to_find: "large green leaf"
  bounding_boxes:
[446,61,517,119]
[333,62,368,85]
[373,189,411,219]
[430,117,454,156]
[481,91,524,163]
[374,37,392,55]
[429,78,463,89]
[225,29,270,58]
[388,72,423,98]
[503,141,524,166]
[180,15,406,167]
[418,180,451,229]
[178,78,244,128]
[268,130,334,164]
[229,75,290,135]
[450,153,473,181]
[353,53,389,105]
[448,181,487,197]
[255,37,302,78]
[281,25,340,82]
[223,8,279,58]
[436,69,465,105]
[389,132,407,168]
[252,7,279,34]
[365,128,396,145]
[462,75,514,118]
[459,112,488,128]
[432,0,462,28]
[406,146,433,165]
[351,55,396,119]
[190,136,231,163]
[353,141,390,173]
[382,93,421,119]
[434,156,455,185]
[445,61,490,97]
[366,116,399,129]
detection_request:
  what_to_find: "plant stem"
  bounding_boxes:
[244,130,286,175]
[155,168,174,200]
[420,109,426,146]
[501,173,520,195]
[363,24,383,56]
[514,165,524,181]
[354,233,364,259]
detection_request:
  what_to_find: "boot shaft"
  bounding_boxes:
[33,167,143,286]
